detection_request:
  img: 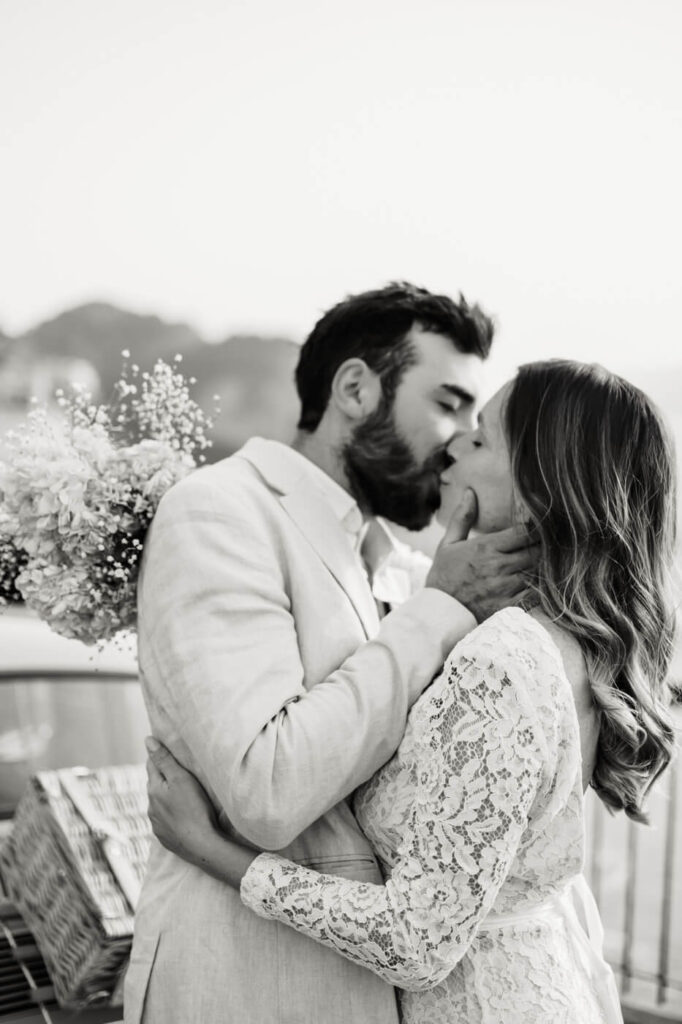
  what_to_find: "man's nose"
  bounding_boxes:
[459,407,477,433]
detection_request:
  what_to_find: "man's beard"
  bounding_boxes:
[341,402,449,530]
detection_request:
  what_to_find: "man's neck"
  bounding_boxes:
[291,429,354,500]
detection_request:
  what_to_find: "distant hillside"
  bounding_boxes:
[0,302,301,458]
[2,304,680,465]
[189,336,300,457]
[11,302,204,397]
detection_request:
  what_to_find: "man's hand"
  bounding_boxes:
[426,489,538,622]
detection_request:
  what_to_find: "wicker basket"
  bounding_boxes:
[0,763,151,1009]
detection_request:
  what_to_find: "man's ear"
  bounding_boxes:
[330,358,382,421]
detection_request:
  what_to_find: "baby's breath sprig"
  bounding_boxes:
[0,349,216,644]
[54,382,111,433]
[109,354,214,463]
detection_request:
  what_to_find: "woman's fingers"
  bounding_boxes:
[145,735,182,781]
[145,736,193,790]
[146,755,166,787]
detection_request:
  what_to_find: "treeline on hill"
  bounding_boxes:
[0,303,302,460]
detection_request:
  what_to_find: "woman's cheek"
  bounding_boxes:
[485,488,516,533]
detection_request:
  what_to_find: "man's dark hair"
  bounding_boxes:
[295,281,494,432]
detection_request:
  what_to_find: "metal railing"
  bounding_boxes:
[0,898,122,1022]
[585,703,682,1023]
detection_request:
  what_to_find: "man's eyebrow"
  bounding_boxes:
[440,383,476,405]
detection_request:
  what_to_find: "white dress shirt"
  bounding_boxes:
[278,446,428,611]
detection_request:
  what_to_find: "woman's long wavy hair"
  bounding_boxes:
[505,360,678,822]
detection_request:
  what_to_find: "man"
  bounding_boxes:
[124,283,533,1023]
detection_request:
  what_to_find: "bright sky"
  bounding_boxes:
[1,0,680,390]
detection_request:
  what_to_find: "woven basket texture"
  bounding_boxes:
[0,764,151,1009]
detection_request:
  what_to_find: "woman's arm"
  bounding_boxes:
[147,617,549,991]
[145,736,259,885]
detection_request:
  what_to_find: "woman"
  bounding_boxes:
[145,360,677,1024]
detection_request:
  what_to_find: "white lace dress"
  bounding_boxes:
[241,608,621,1023]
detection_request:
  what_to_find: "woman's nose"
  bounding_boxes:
[446,434,465,460]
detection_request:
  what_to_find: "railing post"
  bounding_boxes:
[589,792,604,908]
[621,817,639,996]
[657,755,678,1006]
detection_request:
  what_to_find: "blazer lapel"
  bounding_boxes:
[238,438,380,638]
[280,489,380,639]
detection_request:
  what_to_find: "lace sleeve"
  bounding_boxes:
[240,621,549,991]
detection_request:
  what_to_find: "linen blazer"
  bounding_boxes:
[124,437,474,1024]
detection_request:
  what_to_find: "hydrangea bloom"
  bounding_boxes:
[0,355,216,644]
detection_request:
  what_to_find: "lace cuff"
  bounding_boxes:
[240,852,285,917]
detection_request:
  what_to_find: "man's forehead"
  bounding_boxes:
[404,325,486,400]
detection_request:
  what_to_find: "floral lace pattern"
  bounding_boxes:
[241,608,608,1023]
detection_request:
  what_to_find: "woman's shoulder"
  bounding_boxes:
[525,609,588,685]
[452,606,561,670]
[446,606,584,729]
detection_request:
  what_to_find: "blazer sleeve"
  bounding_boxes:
[138,473,475,850]
[240,615,548,989]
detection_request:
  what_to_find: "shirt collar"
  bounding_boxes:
[358,518,396,576]
[264,444,403,591]
[276,444,361,530]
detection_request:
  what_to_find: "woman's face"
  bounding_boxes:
[437,382,516,533]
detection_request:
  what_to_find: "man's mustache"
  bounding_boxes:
[423,448,453,478]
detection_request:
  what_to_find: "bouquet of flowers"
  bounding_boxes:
[0,353,216,645]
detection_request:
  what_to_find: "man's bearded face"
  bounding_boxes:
[342,398,450,530]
